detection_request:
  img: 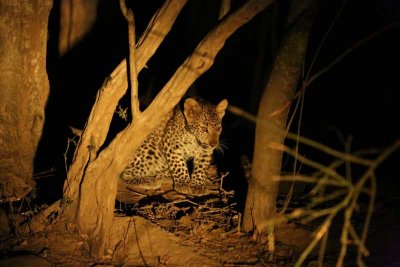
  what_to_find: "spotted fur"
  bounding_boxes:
[121,98,228,195]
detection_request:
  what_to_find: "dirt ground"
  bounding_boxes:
[1,177,400,266]
[0,186,314,267]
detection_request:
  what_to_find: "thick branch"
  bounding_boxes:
[63,0,187,200]
[139,0,274,138]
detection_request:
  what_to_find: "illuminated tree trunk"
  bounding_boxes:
[0,0,52,202]
[242,1,318,235]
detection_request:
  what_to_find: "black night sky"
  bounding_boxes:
[34,0,400,265]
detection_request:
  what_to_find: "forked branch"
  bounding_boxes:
[63,0,187,201]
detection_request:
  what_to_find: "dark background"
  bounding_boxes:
[34,0,400,265]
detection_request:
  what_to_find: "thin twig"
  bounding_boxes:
[274,175,349,187]
[348,224,369,258]
[337,195,353,266]
[119,0,141,120]
[318,230,328,267]
[295,216,332,267]
[304,0,346,81]
[228,105,373,165]
[295,22,400,100]
[273,143,350,184]
[309,146,382,195]
[357,173,376,264]
[296,188,353,267]
[298,140,400,266]
[307,189,348,209]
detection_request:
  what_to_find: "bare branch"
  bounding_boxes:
[119,0,141,120]
[357,173,375,264]
[219,0,231,20]
[228,104,373,166]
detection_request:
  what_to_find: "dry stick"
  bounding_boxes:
[228,105,373,166]
[273,142,350,184]
[280,92,306,215]
[296,140,400,267]
[318,230,329,267]
[119,0,141,120]
[255,207,308,232]
[230,90,398,264]
[310,159,347,195]
[287,133,372,166]
[269,142,397,266]
[275,142,397,266]
[337,169,369,265]
[357,173,376,265]
[241,124,385,264]
[295,188,353,267]
[337,194,353,266]
[348,224,369,258]
[310,147,382,195]
[303,0,346,82]
[300,195,353,225]
[336,142,399,266]
[307,189,348,209]
[275,175,349,187]
[281,92,305,215]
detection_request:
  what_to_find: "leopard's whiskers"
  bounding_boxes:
[215,139,229,157]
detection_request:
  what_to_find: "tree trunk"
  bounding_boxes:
[59,0,99,56]
[61,0,273,258]
[242,1,318,234]
[0,0,52,202]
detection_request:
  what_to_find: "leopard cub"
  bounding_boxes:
[120,98,228,196]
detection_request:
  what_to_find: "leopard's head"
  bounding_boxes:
[183,98,228,149]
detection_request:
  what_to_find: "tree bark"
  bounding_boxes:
[62,0,273,258]
[0,0,52,202]
[242,1,318,234]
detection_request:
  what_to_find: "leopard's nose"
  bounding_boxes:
[210,140,218,147]
[208,134,219,147]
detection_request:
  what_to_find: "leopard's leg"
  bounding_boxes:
[187,151,213,195]
[168,159,192,194]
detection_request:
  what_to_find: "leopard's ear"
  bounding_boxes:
[184,98,202,122]
[216,99,228,119]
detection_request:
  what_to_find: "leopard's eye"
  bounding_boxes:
[201,126,208,132]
